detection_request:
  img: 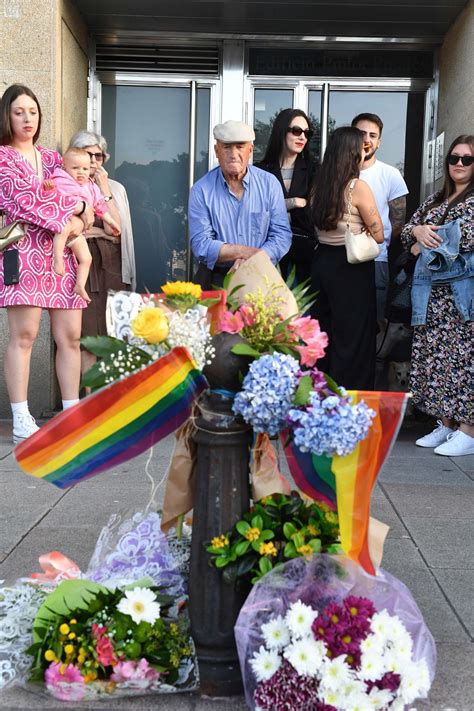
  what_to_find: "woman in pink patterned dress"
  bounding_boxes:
[0,84,94,443]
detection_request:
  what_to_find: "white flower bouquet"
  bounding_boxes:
[235,554,436,711]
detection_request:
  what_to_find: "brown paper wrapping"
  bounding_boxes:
[368,516,390,569]
[161,418,197,532]
[227,251,298,320]
[251,433,292,501]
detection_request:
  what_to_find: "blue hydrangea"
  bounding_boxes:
[233,353,300,435]
[288,391,376,457]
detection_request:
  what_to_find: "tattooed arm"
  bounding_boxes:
[352,180,384,243]
[388,195,407,240]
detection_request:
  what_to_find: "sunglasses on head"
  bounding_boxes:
[287,126,312,139]
[447,154,474,167]
[86,151,105,161]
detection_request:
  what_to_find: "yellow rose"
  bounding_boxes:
[131,307,169,344]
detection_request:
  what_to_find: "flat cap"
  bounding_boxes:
[213,120,255,143]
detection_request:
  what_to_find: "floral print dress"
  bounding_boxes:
[400,192,473,424]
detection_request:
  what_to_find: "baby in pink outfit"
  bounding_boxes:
[45,147,120,301]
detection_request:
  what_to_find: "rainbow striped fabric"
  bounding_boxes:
[15,347,207,489]
[281,391,408,574]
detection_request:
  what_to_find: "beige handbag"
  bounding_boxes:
[0,217,26,252]
[344,179,380,264]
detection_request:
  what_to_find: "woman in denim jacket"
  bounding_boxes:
[400,135,473,456]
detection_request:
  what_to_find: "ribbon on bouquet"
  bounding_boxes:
[30,551,81,582]
[15,347,208,489]
[281,391,408,575]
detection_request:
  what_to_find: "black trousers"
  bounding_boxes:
[193,263,227,290]
[310,243,376,390]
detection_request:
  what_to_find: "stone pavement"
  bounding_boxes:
[0,418,473,711]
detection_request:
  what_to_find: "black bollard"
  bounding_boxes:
[188,389,252,696]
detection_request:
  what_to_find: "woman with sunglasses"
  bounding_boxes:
[68,131,136,380]
[257,108,318,283]
[401,134,473,456]
[0,85,96,442]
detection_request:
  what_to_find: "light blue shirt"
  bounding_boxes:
[188,165,292,269]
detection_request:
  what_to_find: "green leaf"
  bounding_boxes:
[215,556,230,568]
[251,515,264,530]
[235,520,250,536]
[32,580,108,644]
[80,335,134,358]
[308,538,322,552]
[283,541,297,558]
[251,540,262,553]
[293,533,305,549]
[293,375,313,406]
[259,557,273,574]
[235,540,251,556]
[259,530,275,541]
[323,372,345,396]
[283,522,297,540]
[231,343,262,358]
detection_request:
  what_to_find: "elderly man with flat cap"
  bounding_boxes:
[189,120,292,288]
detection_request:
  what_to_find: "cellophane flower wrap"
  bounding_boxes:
[0,511,198,701]
[235,555,436,711]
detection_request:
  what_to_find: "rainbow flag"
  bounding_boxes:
[15,347,207,489]
[281,391,408,575]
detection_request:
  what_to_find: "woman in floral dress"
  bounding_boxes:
[401,134,473,456]
[0,84,94,442]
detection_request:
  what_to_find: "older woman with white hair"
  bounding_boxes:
[68,130,136,377]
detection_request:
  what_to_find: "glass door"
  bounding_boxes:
[101,82,214,291]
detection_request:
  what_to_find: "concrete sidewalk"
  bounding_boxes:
[0,418,473,710]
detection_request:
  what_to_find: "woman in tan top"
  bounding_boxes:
[310,127,383,389]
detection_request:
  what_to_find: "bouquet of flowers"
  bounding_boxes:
[217,281,327,366]
[0,512,198,701]
[81,281,220,390]
[235,555,436,711]
[233,352,375,456]
[206,492,340,586]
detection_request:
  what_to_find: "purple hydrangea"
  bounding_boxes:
[233,354,300,435]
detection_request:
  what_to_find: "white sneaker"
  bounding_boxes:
[12,412,40,444]
[415,421,454,448]
[434,431,474,457]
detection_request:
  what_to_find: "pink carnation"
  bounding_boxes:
[92,623,107,638]
[111,658,160,684]
[296,332,328,367]
[45,662,85,701]
[217,310,244,334]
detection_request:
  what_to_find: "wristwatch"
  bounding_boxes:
[103,195,113,202]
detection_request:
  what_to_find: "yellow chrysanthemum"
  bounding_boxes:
[325,512,338,524]
[161,281,202,299]
[131,307,169,344]
[59,623,70,635]
[296,544,313,556]
[244,526,261,542]
[64,644,75,655]
[307,524,320,536]
[44,650,56,662]
[259,541,278,557]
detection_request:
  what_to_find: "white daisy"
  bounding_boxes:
[360,633,384,656]
[358,650,386,681]
[250,645,281,682]
[116,586,161,625]
[370,610,394,639]
[399,660,431,703]
[283,637,325,677]
[284,600,318,639]
[319,656,353,691]
[368,687,394,709]
[261,615,290,650]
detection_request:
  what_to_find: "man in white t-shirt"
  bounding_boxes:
[351,113,409,323]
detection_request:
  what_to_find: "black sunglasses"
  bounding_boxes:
[447,154,474,167]
[287,126,312,139]
[86,151,105,161]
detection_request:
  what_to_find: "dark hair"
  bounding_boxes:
[260,108,313,166]
[311,127,364,231]
[0,84,42,145]
[432,134,474,210]
[351,113,383,137]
